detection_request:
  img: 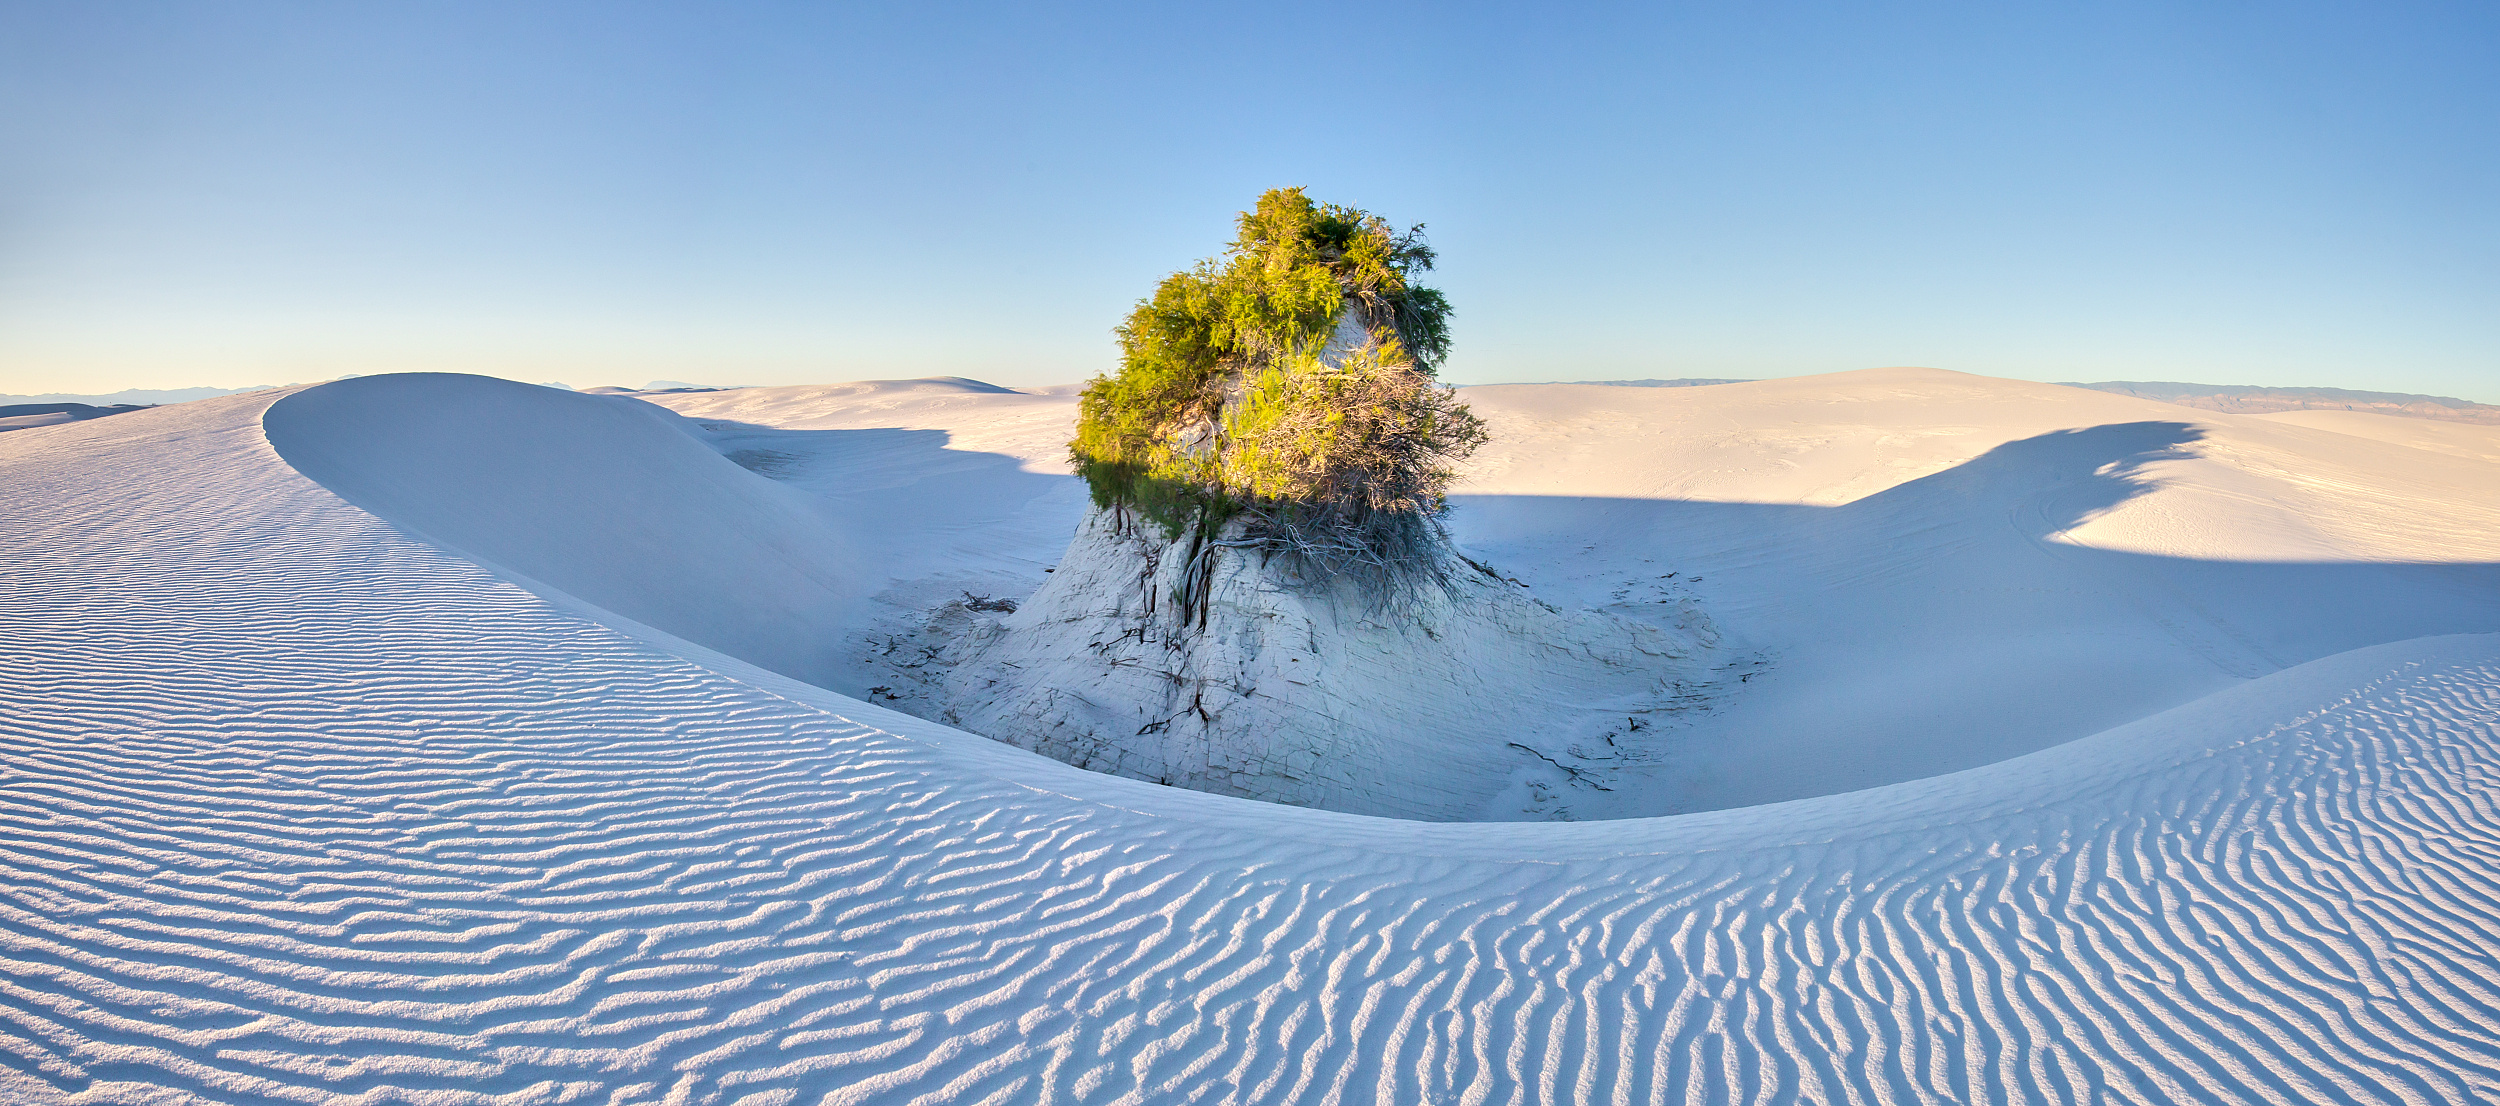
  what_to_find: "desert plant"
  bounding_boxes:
[1070,188,1484,593]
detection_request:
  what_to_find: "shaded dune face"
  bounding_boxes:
[264,373,866,689]
[4,376,2500,1103]
[267,373,2500,817]
[1447,373,2500,811]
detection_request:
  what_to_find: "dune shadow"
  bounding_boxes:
[719,417,2491,800]
[734,416,2494,813]
[1446,421,2500,811]
[680,417,1080,540]
[1850,420,2207,530]
[272,381,2498,817]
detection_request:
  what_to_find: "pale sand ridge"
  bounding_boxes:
[1,372,2497,1102]
[647,367,2500,814]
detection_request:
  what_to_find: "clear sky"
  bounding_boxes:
[4,1,2495,399]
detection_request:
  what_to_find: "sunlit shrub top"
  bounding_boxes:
[1071,188,1476,557]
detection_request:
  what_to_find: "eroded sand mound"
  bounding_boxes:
[902,507,1727,820]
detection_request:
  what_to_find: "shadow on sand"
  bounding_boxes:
[1447,421,2500,811]
[282,379,2495,814]
[712,415,2494,812]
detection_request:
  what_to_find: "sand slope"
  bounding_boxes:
[2252,408,2500,465]
[266,374,870,689]
[2,372,2498,1103]
[1447,369,2500,810]
[632,368,2500,815]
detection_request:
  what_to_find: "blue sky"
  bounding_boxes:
[4,1,2494,398]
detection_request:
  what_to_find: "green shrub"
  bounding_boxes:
[1071,188,1484,590]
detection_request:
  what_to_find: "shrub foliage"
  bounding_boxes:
[1071,188,1485,591]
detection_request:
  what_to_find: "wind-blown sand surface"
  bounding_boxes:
[4,368,2498,1103]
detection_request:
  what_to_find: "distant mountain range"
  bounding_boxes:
[0,379,711,406]
[14,376,2494,426]
[1540,378,1757,389]
[0,384,283,407]
[1556,377,2500,425]
[2054,381,2500,424]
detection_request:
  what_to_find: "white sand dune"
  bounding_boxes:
[666,368,2500,816]
[267,375,869,689]
[3,368,2498,1103]
[1447,370,2500,811]
[2251,408,2500,465]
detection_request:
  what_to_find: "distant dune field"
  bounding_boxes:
[3,368,2497,1104]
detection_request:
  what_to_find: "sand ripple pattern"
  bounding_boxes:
[4,395,2500,1104]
